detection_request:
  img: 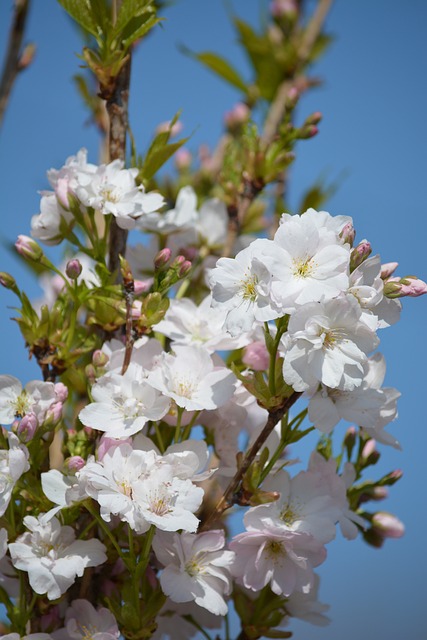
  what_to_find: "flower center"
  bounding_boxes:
[173,377,197,399]
[240,273,258,302]
[265,539,285,560]
[78,623,98,640]
[148,489,173,516]
[321,327,347,349]
[292,256,315,279]
[185,557,203,577]
[11,391,31,418]
[100,185,121,203]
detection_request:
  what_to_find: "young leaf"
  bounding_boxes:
[195,52,247,93]
[57,0,102,40]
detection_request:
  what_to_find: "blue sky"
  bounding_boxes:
[0,1,426,638]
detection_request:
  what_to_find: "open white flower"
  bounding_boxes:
[79,362,170,438]
[0,375,56,425]
[9,515,107,600]
[76,159,164,230]
[147,345,236,411]
[0,432,30,516]
[52,598,120,640]
[230,525,326,597]
[308,353,400,446]
[209,238,283,336]
[156,294,250,352]
[139,185,198,234]
[281,296,379,392]
[153,530,235,615]
[271,210,351,314]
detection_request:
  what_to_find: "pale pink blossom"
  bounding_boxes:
[52,598,120,640]
[9,515,107,600]
[153,530,235,615]
[0,432,30,516]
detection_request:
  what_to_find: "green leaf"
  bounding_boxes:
[114,0,155,34]
[57,0,103,39]
[194,52,247,92]
[140,137,190,181]
[121,14,162,50]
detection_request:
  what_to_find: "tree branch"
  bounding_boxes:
[106,55,132,278]
[0,0,31,129]
[201,391,301,530]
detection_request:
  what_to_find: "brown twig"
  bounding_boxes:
[120,258,135,374]
[105,54,132,278]
[0,0,31,129]
[223,175,264,258]
[201,391,301,531]
[262,0,333,145]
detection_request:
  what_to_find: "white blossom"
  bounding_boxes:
[139,185,198,234]
[147,345,236,411]
[52,598,120,640]
[9,515,107,600]
[281,296,379,392]
[79,362,170,438]
[271,210,351,313]
[153,530,235,615]
[0,432,30,516]
[31,192,72,245]
[0,375,56,425]
[209,239,284,335]
[308,353,400,447]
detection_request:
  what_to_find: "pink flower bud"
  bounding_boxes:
[340,222,356,246]
[361,438,380,465]
[65,455,86,472]
[65,258,82,279]
[380,261,399,279]
[299,124,318,139]
[224,102,250,130]
[399,276,427,297]
[154,247,172,270]
[306,111,322,125]
[44,401,63,426]
[372,512,405,539]
[174,148,192,170]
[242,341,270,371]
[54,382,68,403]
[92,350,109,368]
[270,0,298,18]
[173,255,186,267]
[155,120,183,138]
[350,240,372,271]
[15,235,43,261]
[178,260,192,278]
[17,413,38,442]
[134,279,151,295]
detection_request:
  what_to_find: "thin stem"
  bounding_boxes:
[0,0,31,129]
[135,525,155,583]
[154,421,165,453]
[174,406,183,443]
[181,410,201,442]
[201,392,301,530]
[84,500,125,563]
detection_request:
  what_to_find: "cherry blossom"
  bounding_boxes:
[0,432,30,516]
[52,598,120,640]
[153,530,235,615]
[9,515,107,600]
[0,375,57,425]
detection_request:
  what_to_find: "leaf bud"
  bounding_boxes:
[65,258,82,280]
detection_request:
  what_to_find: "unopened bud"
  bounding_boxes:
[243,341,270,371]
[64,455,86,473]
[44,401,63,427]
[134,279,151,295]
[65,258,82,280]
[17,413,38,442]
[343,426,357,457]
[154,247,172,270]
[372,512,405,539]
[92,350,109,368]
[306,111,322,126]
[85,364,96,384]
[350,240,372,271]
[173,255,186,268]
[55,178,71,209]
[155,120,183,138]
[18,42,36,70]
[54,382,68,403]
[340,222,356,247]
[131,300,142,319]
[358,486,388,504]
[270,0,298,19]
[178,260,192,278]
[174,148,192,170]
[380,261,399,279]
[15,235,43,261]
[299,124,318,139]
[399,276,427,297]
[383,469,403,485]
[0,272,17,290]
[224,102,250,131]
[361,438,380,465]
